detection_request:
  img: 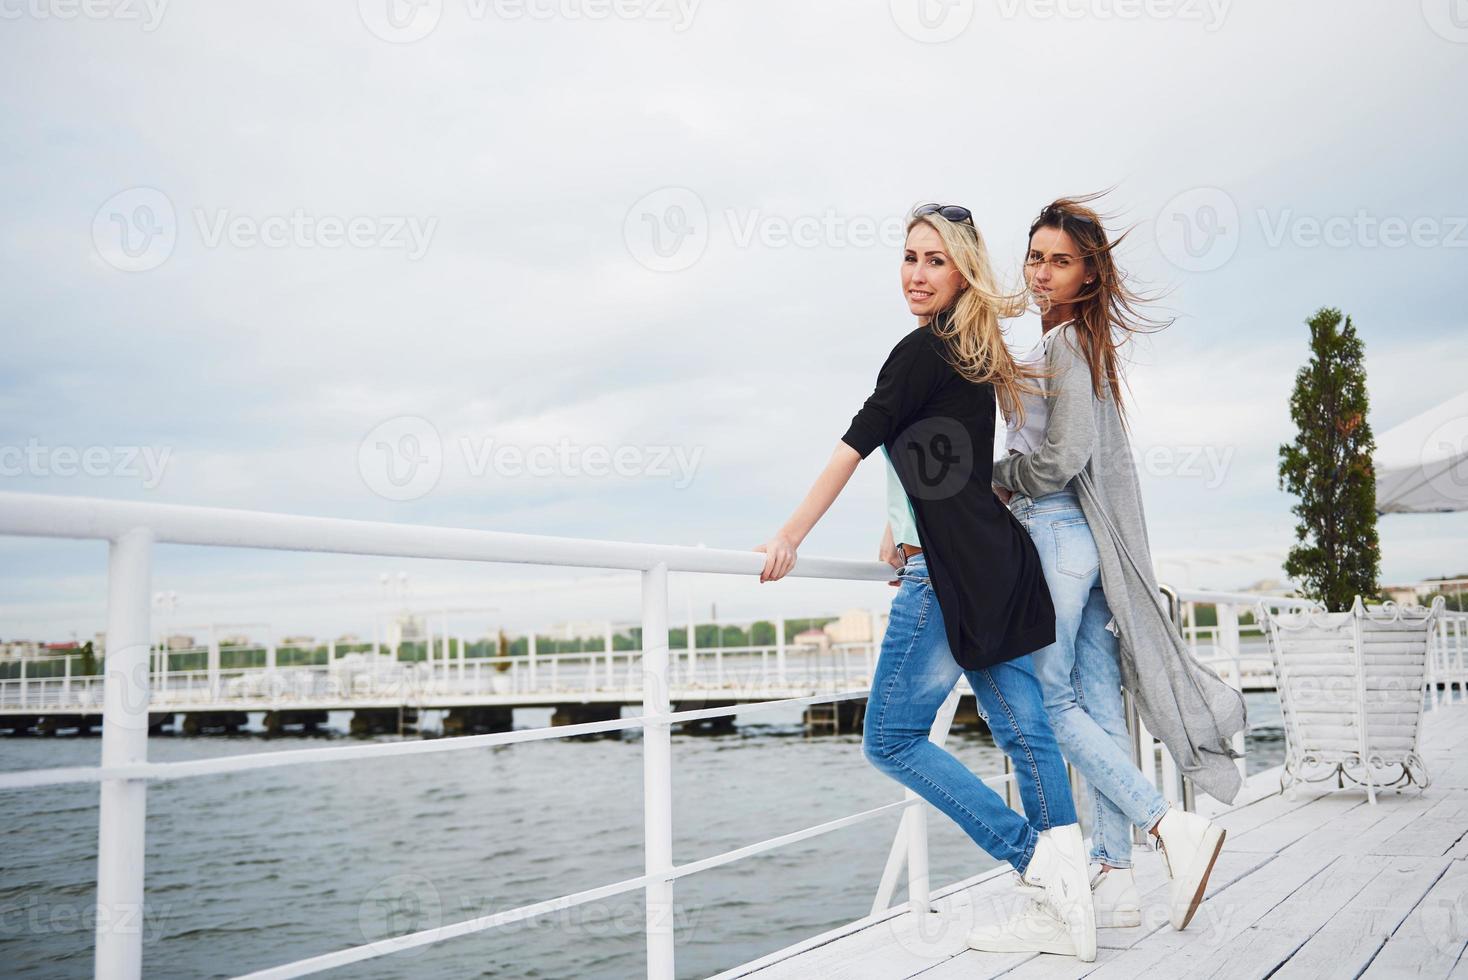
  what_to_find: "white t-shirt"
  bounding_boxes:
[1004,323,1069,456]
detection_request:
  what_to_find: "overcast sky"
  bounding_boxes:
[2,0,1466,644]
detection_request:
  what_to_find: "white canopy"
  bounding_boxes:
[1375,392,1468,514]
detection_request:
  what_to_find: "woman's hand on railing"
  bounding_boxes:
[754,533,798,583]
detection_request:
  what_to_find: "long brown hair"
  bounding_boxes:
[909,209,1043,427]
[1026,193,1171,430]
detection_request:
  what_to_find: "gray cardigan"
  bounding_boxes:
[992,322,1246,804]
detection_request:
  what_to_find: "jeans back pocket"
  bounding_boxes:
[1051,515,1100,579]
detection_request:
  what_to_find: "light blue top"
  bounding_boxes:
[880,445,921,548]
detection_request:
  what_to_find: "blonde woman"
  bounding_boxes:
[757,204,1096,961]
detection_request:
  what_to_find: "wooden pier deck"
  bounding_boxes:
[717,700,1468,979]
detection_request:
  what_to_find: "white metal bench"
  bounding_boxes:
[1256,595,1444,803]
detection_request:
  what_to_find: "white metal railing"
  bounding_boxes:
[0,491,910,980]
[0,643,883,714]
[8,490,1440,978]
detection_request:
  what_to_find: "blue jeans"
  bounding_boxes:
[1009,485,1169,868]
[862,552,1076,875]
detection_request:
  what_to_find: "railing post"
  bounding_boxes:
[640,563,675,980]
[604,621,615,690]
[207,625,220,702]
[1216,603,1248,784]
[528,632,538,691]
[775,617,786,689]
[96,526,153,980]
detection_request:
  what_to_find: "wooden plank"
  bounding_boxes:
[1372,793,1468,857]
[723,704,1468,980]
[1184,855,1386,979]
[1361,858,1468,978]
[1224,792,1365,853]
[975,850,1279,980]
[1079,848,1339,977]
[1209,783,1337,839]
[1274,856,1451,979]
[1278,791,1444,860]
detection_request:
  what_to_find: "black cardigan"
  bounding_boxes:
[841,317,1056,670]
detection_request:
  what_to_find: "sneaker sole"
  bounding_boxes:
[1096,909,1142,928]
[966,935,1077,956]
[1174,826,1226,930]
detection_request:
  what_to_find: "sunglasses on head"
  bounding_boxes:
[914,203,974,226]
[1034,205,1096,230]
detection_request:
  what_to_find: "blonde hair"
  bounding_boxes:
[907,209,1045,427]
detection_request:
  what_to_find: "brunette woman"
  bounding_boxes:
[990,196,1241,932]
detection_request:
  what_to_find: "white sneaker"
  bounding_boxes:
[1090,865,1142,928]
[1154,806,1226,930]
[1015,825,1097,961]
[966,896,1076,956]
[1012,863,1142,929]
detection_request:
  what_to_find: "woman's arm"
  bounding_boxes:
[756,442,861,582]
[992,329,1098,497]
[756,329,944,583]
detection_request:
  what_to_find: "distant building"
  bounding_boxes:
[387,614,425,648]
[1238,578,1294,596]
[792,628,831,653]
[0,640,40,659]
[336,633,362,645]
[824,609,875,644]
[281,635,317,648]
[165,634,197,651]
[1383,585,1423,605]
[218,634,254,647]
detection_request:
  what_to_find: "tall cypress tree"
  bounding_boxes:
[1277,307,1381,608]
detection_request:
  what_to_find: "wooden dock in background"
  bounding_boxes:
[716,700,1468,979]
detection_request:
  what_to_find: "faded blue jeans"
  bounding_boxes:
[1009,484,1169,868]
[862,551,1076,875]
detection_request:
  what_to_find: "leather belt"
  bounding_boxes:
[897,543,923,559]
